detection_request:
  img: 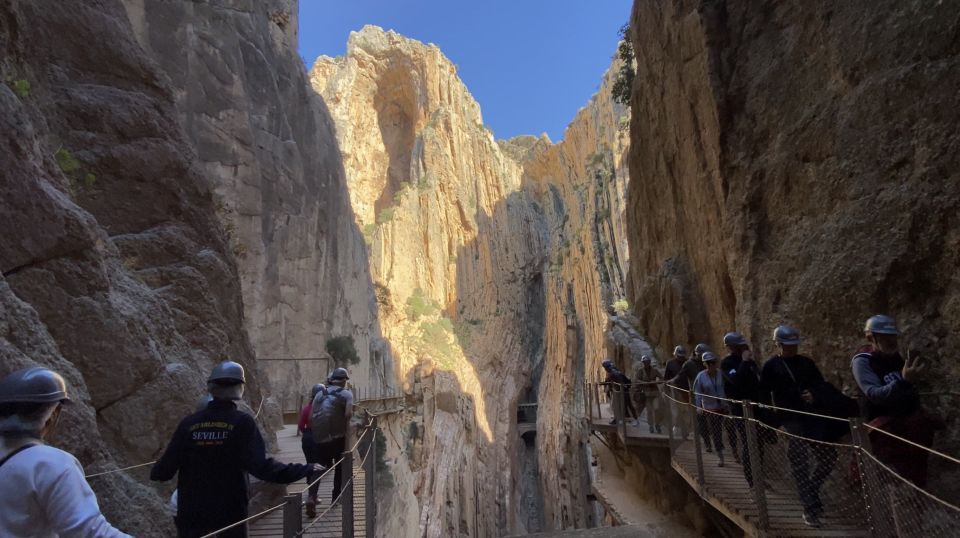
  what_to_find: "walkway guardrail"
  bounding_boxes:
[588,381,959,537]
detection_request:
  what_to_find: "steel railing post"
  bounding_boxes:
[342,448,355,538]
[282,492,302,538]
[743,403,768,534]
[692,401,705,494]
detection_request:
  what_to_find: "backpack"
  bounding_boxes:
[310,386,347,443]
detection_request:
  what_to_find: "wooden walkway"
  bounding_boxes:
[248,425,365,537]
[670,440,867,537]
[589,402,669,448]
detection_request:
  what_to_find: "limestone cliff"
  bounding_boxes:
[122,0,386,408]
[0,0,267,534]
[625,0,960,429]
[310,26,632,536]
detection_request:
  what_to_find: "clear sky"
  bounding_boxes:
[298,1,632,142]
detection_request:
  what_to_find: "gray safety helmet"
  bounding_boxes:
[601,360,614,370]
[773,325,801,345]
[208,361,245,384]
[701,351,718,363]
[310,383,326,400]
[195,394,213,412]
[723,332,747,346]
[694,343,710,356]
[641,355,652,364]
[673,345,687,358]
[328,368,349,382]
[0,367,71,404]
[864,315,898,336]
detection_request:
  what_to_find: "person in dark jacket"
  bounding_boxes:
[310,368,354,506]
[758,326,836,528]
[663,346,688,436]
[852,315,944,487]
[720,331,760,464]
[602,360,637,425]
[152,362,323,538]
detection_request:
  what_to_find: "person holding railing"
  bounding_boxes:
[634,355,663,433]
[298,383,326,517]
[151,361,323,538]
[693,352,727,466]
[0,367,132,538]
[720,332,757,464]
[602,360,638,426]
[663,345,689,436]
[759,325,837,528]
[310,368,354,507]
[853,315,945,488]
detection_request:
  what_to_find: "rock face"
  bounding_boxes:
[121,0,386,407]
[310,26,631,536]
[0,0,268,534]
[625,1,960,396]
[1,0,382,535]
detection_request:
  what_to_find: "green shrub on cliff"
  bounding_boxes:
[612,299,630,316]
[326,335,360,366]
[612,23,635,106]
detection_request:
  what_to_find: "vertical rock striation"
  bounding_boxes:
[625,0,960,391]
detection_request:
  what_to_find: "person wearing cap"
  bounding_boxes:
[152,361,323,537]
[0,366,131,537]
[853,315,944,487]
[693,352,727,465]
[662,346,688,436]
[758,325,834,528]
[634,356,663,434]
[298,383,326,517]
[310,368,354,506]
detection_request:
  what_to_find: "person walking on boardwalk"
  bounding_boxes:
[759,325,836,528]
[299,383,326,517]
[634,355,663,433]
[852,315,944,488]
[602,360,638,425]
[0,366,132,538]
[310,368,354,506]
[720,331,759,464]
[693,352,727,466]
[152,361,323,538]
[663,346,688,436]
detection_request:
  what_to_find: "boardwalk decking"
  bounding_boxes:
[248,425,365,537]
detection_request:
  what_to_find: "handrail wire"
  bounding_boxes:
[85,460,157,479]
[860,449,960,513]
[296,433,376,536]
[197,501,286,538]
[863,422,960,466]
[295,425,372,495]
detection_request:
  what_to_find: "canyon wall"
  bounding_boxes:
[626,0,959,422]
[122,0,385,408]
[310,26,632,536]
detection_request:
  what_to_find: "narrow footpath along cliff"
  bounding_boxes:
[310,26,633,536]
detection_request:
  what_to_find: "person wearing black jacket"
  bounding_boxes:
[602,360,637,425]
[152,362,323,538]
[721,332,764,465]
[758,326,836,528]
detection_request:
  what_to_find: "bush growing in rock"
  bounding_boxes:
[326,335,360,366]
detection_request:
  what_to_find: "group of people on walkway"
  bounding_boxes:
[0,360,356,538]
[601,314,945,528]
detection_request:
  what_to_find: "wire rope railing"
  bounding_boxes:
[587,380,960,536]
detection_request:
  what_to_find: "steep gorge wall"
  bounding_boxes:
[0,0,267,534]
[310,26,633,536]
[626,1,960,406]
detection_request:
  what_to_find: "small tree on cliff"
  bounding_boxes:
[326,335,360,366]
[611,23,635,106]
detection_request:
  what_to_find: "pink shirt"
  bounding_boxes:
[297,404,312,434]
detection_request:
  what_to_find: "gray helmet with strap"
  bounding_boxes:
[208,361,245,384]
[328,368,349,382]
[310,383,326,400]
[701,351,718,363]
[773,325,801,345]
[694,343,710,356]
[0,367,71,404]
[723,332,747,346]
[673,345,687,358]
[864,315,898,336]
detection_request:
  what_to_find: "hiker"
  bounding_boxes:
[694,352,727,466]
[759,325,837,528]
[299,383,326,517]
[634,355,663,433]
[852,315,944,488]
[311,368,354,506]
[0,366,131,537]
[665,345,706,438]
[663,346,688,436]
[602,360,637,425]
[720,332,760,464]
[152,361,323,538]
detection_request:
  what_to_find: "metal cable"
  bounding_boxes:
[862,423,960,466]
[296,433,376,536]
[85,460,157,479]
[197,502,287,538]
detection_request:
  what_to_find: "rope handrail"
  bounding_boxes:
[863,422,960,466]
[860,448,960,513]
[296,432,376,536]
[295,425,373,495]
[197,502,287,538]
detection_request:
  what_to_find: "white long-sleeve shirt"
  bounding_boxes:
[0,438,131,538]
[693,370,726,410]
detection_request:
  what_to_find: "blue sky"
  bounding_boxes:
[298,1,632,141]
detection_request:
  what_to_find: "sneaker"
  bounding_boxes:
[718,454,725,467]
[802,512,822,528]
[305,497,317,518]
[649,425,655,433]
[655,426,662,434]
[705,446,713,453]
